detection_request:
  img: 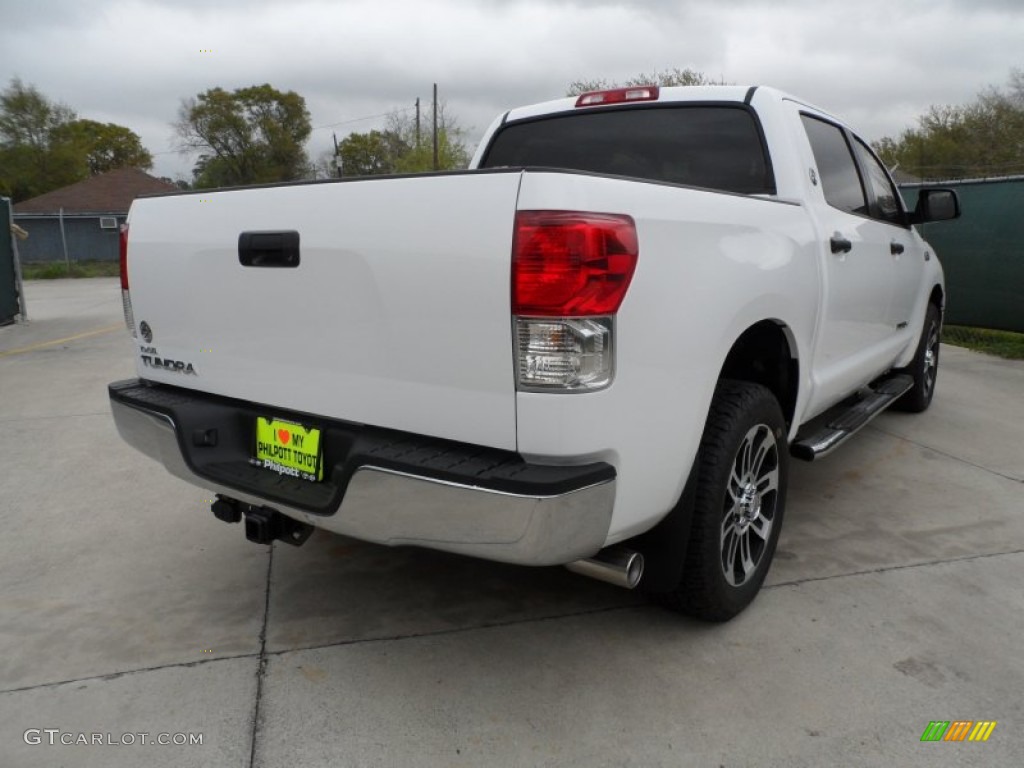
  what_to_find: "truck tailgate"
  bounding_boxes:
[127,171,523,451]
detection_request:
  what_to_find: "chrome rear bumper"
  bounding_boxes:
[110,396,615,566]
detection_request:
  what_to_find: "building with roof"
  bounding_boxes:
[13,168,176,263]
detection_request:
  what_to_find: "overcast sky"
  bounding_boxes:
[2,0,1022,181]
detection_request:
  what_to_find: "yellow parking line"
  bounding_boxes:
[0,324,122,358]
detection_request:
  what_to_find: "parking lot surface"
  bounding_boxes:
[1,278,1021,767]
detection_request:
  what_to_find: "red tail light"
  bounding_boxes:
[512,211,638,316]
[119,222,135,336]
[119,223,129,290]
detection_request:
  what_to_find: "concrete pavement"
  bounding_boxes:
[1,278,1021,766]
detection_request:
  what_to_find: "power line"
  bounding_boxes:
[313,105,415,131]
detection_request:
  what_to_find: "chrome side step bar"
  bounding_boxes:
[791,373,914,461]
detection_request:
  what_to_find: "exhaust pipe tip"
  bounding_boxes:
[566,547,644,590]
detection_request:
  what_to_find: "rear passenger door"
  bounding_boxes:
[796,111,903,405]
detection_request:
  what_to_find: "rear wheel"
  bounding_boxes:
[895,302,941,413]
[657,380,788,622]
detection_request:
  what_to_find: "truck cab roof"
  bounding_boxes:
[501,85,839,127]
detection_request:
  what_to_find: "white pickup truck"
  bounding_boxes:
[110,85,959,621]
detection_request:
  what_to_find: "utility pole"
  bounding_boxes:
[332,132,341,178]
[432,83,439,171]
[415,98,421,148]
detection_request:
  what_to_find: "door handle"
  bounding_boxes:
[890,241,905,255]
[830,235,852,254]
[238,230,300,268]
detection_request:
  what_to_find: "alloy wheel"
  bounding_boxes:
[721,424,780,587]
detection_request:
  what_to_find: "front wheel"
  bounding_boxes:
[656,380,788,622]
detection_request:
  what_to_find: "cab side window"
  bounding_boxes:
[800,114,868,216]
[852,138,904,225]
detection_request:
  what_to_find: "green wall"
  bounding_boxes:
[901,177,1024,332]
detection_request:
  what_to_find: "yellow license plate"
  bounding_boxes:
[254,417,323,482]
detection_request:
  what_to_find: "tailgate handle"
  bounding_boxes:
[238,231,300,268]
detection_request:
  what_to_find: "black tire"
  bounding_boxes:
[657,380,788,622]
[894,303,941,413]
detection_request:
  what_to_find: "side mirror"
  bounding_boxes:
[909,188,960,224]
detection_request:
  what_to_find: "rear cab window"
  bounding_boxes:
[480,106,775,195]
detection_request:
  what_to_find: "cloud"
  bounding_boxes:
[1,0,1022,179]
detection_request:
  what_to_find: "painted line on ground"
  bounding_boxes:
[0,324,121,358]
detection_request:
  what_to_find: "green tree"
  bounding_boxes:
[159,176,192,191]
[175,84,312,188]
[874,69,1024,180]
[331,103,470,176]
[55,119,153,175]
[0,78,79,200]
[385,103,469,172]
[0,78,75,150]
[0,78,154,200]
[392,129,470,173]
[337,129,409,176]
[568,67,724,96]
